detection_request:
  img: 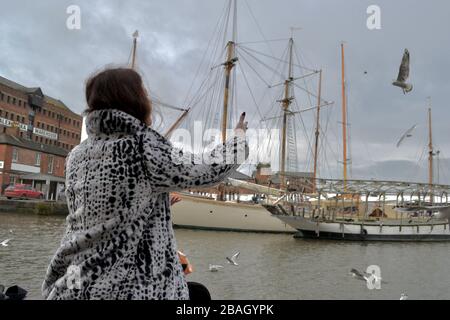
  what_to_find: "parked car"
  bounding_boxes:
[4,184,44,200]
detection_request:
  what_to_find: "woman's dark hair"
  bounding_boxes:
[85,67,152,126]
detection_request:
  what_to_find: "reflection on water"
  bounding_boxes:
[1,212,450,300]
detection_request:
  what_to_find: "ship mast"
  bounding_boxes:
[428,100,434,203]
[131,30,139,69]
[280,38,294,189]
[340,43,348,191]
[313,69,323,193]
[221,41,237,143]
[220,0,238,143]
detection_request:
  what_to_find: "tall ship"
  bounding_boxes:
[131,0,331,233]
[127,0,450,238]
[264,43,450,241]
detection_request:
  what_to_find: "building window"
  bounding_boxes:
[10,113,14,120]
[23,102,27,108]
[21,116,25,123]
[16,115,20,121]
[12,98,16,105]
[35,153,41,166]
[7,96,10,104]
[43,109,46,116]
[48,156,54,174]
[0,93,3,100]
[18,100,22,107]
[12,148,18,163]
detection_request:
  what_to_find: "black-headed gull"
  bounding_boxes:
[392,49,413,94]
[1,239,11,247]
[209,264,224,272]
[226,252,240,266]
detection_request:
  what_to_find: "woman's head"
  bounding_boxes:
[85,67,152,126]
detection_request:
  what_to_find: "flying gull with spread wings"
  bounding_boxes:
[396,124,417,147]
[392,49,413,94]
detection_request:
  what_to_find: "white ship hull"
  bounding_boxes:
[275,215,450,241]
[277,215,450,241]
[171,194,296,233]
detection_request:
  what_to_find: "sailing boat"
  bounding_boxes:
[127,2,327,233]
[266,43,450,241]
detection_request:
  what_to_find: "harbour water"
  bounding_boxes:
[1,211,450,300]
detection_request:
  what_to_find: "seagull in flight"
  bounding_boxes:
[396,124,417,147]
[226,252,240,266]
[349,268,387,287]
[392,49,413,94]
[1,239,11,247]
[209,264,224,272]
[349,268,369,282]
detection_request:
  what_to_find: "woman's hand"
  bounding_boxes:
[170,194,182,206]
[234,112,248,137]
[178,251,193,275]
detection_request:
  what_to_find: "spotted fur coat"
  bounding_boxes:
[42,109,247,300]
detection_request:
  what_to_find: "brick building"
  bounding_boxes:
[0,75,82,199]
[253,163,314,193]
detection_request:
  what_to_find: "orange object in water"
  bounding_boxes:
[178,251,193,275]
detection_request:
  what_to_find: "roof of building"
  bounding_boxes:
[0,133,68,157]
[259,171,313,184]
[229,170,253,181]
[0,75,80,116]
[20,173,65,183]
[273,171,313,178]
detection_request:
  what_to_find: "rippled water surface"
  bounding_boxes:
[1,212,450,300]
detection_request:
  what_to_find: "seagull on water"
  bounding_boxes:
[392,49,413,94]
[1,239,11,247]
[226,252,240,266]
[209,264,224,272]
[400,293,408,300]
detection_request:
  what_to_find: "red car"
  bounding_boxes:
[4,184,44,200]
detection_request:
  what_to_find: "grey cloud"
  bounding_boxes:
[1,0,449,184]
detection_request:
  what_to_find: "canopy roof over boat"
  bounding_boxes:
[228,175,450,199]
[309,178,450,197]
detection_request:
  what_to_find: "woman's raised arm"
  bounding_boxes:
[140,113,249,193]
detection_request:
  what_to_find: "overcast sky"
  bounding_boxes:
[1,0,450,183]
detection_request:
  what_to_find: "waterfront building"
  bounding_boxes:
[0,75,82,199]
